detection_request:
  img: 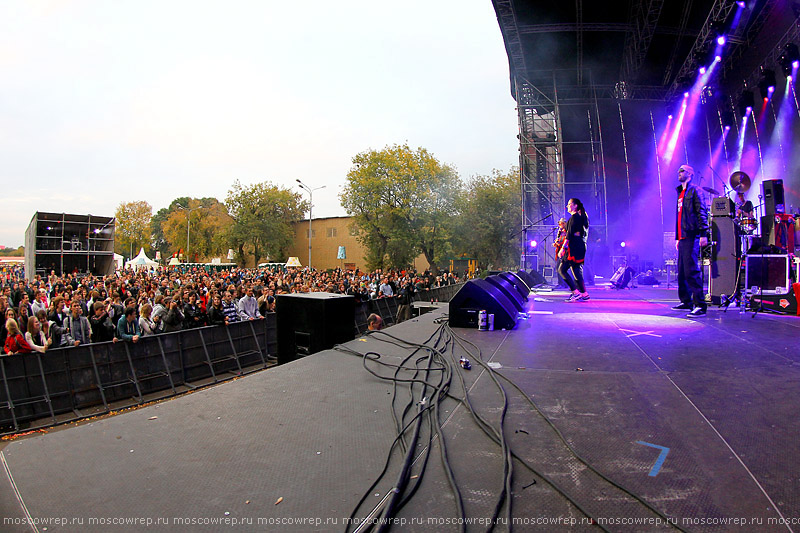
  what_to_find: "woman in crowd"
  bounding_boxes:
[139,303,160,336]
[25,316,51,353]
[4,318,32,355]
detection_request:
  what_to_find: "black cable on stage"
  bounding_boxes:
[444,324,689,533]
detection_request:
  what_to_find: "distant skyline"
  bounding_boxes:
[0,1,519,249]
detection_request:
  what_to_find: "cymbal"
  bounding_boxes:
[702,186,720,196]
[730,171,751,193]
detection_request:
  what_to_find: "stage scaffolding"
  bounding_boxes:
[516,72,608,275]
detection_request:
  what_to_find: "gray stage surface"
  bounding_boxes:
[1,286,799,532]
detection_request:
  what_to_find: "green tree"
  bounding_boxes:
[225,180,307,266]
[162,198,232,262]
[340,144,460,272]
[452,168,521,270]
[115,201,153,259]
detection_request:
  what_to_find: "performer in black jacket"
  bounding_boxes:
[558,198,590,302]
[672,164,709,316]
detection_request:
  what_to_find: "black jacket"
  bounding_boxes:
[565,212,589,263]
[675,183,709,239]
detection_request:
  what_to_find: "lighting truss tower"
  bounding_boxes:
[516,75,565,272]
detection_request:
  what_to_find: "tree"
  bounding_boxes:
[225,180,308,266]
[452,168,521,270]
[340,144,460,272]
[162,198,232,262]
[115,201,153,258]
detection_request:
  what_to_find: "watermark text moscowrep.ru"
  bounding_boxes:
[5,514,790,529]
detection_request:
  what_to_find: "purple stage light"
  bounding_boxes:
[715,55,722,62]
[794,60,799,69]
[768,86,774,93]
[746,106,752,112]
[620,241,626,248]
[530,240,537,248]
[684,92,689,98]
[724,125,730,131]
[736,1,745,7]
[699,67,706,74]
[668,114,673,119]
[717,35,726,46]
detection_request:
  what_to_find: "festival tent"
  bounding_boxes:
[125,248,159,270]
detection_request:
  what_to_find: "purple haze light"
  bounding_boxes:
[699,67,706,74]
[530,240,537,248]
[736,1,745,7]
[668,114,673,119]
[684,92,689,98]
[717,35,726,46]
[793,60,799,69]
[620,241,626,248]
[715,55,722,62]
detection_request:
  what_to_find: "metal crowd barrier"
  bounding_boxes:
[1,283,462,434]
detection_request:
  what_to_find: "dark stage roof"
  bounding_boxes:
[492,0,800,101]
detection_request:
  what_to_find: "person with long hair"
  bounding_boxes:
[558,198,590,302]
[25,316,51,353]
[4,318,32,354]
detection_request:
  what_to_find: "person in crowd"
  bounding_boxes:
[238,287,262,320]
[367,314,384,331]
[64,300,91,346]
[4,318,32,355]
[207,294,228,326]
[183,292,206,329]
[25,316,51,353]
[48,296,68,328]
[89,301,117,343]
[117,306,141,343]
[162,297,184,333]
[221,291,241,324]
[31,289,49,316]
[139,303,159,336]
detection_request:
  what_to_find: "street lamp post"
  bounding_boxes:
[176,204,201,263]
[296,179,326,270]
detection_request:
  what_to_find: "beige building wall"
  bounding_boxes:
[287,216,429,271]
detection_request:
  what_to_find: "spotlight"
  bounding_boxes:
[529,240,538,248]
[699,67,707,74]
[668,114,673,119]
[724,125,731,131]
[736,0,746,7]
[758,69,777,99]
[737,90,755,117]
[779,43,800,76]
[684,92,689,98]
[717,35,726,46]
[620,241,626,248]
[715,55,722,62]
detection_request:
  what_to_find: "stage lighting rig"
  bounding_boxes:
[779,43,800,76]
[758,69,777,99]
[737,91,755,117]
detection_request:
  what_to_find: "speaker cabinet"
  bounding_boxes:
[497,271,530,299]
[449,279,518,330]
[516,270,537,288]
[709,215,739,303]
[762,179,785,216]
[526,269,548,286]
[485,275,525,312]
[276,293,355,365]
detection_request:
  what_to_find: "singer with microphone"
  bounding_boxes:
[672,164,709,316]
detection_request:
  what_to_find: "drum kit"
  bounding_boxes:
[703,170,757,240]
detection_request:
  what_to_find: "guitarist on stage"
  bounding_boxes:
[558,199,590,302]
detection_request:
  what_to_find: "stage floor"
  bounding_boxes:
[1,285,798,532]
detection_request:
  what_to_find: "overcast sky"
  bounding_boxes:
[0,1,518,248]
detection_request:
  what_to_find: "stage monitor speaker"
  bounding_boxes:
[276,293,355,365]
[526,269,548,286]
[750,283,799,315]
[497,271,530,299]
[449,279,518,330]
[709,215,739,303]
[762,179,785,216]
[516,270,537,288]
[485,275,525,312]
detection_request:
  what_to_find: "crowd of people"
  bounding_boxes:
[1,264,462,355]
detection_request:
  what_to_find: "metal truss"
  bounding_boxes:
[665,0,738,101]
[515,74,608,272]
[620,0,666,84]
[493,0,528,79]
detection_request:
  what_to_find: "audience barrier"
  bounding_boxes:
[1,284,462,434]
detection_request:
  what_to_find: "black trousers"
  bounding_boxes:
[558,259,586,293]
[677,238,706,309]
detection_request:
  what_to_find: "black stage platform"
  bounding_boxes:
[1,286,798,532]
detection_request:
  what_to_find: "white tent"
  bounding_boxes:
[125,248,159,270]
[113,253,125,270]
